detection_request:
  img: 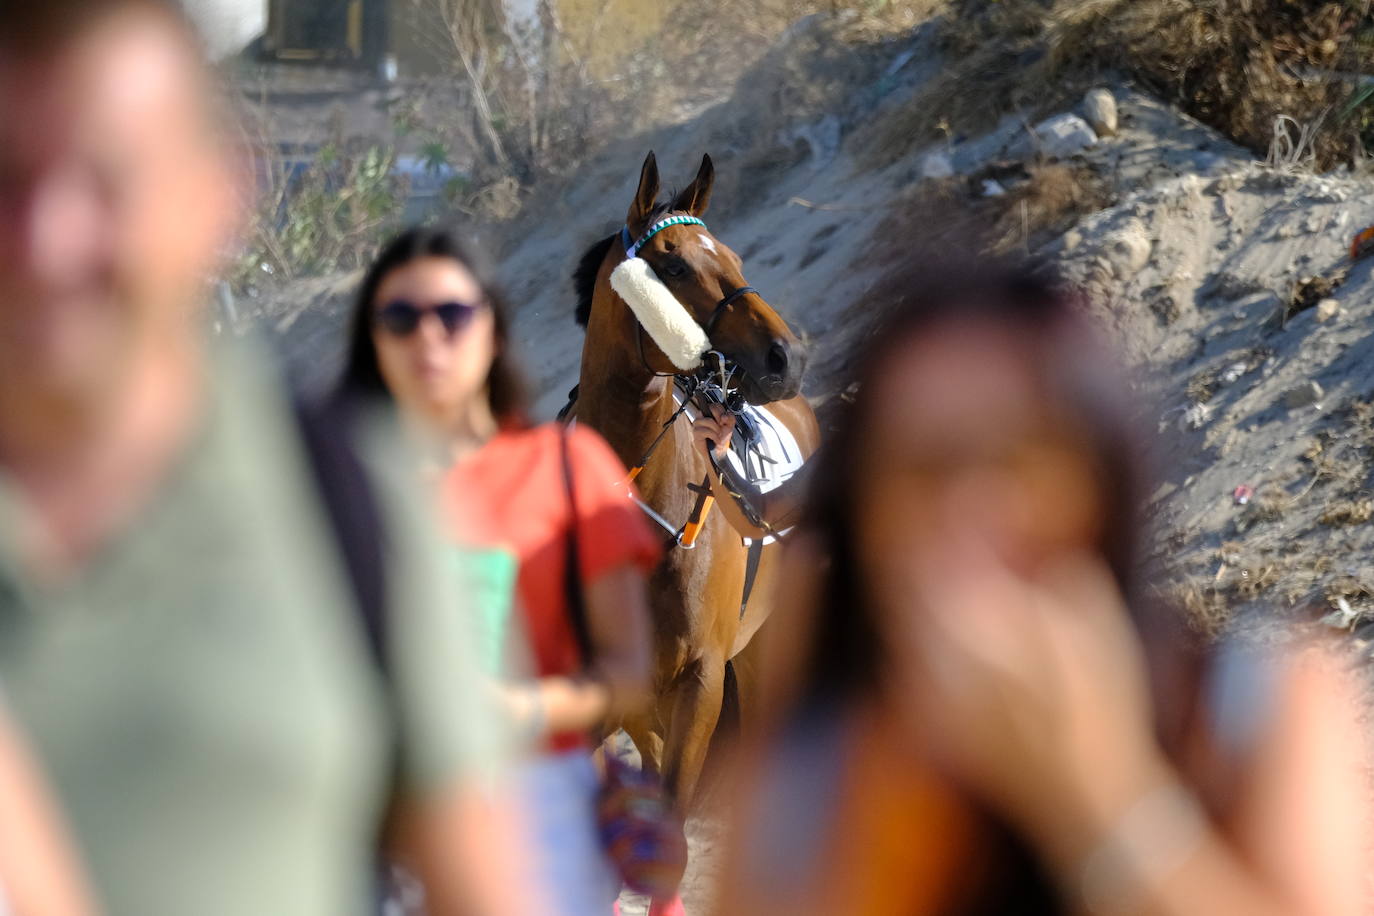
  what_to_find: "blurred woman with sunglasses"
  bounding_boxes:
[337,226,658,916]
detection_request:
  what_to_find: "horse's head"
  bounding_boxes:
[593,151,808,404]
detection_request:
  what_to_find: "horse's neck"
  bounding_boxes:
[578,279,696,501]
[577,357,680,478]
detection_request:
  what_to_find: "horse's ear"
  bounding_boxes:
[626,151,660,235]
[671,154,714,217]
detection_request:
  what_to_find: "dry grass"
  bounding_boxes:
[860,0,1374,171]
[857,161,1110,273]
[983,163,1112,254]
[1156,391,1374,634]
[1239,485,1291,528]
[1167,578,1233,637]
[1321,497,1374,526]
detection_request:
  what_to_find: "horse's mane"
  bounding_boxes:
[572,197,677,327]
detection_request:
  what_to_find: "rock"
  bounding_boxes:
[920,150,954,180]
[951,114,1025,173]
[1316,299,1341,323]
[1219,362,1248,386]
[1180,402,1212,431]
[1034,113,1098,159]
[1081,89,1118,137]
[1283,381,1324,410]
[1062,230,1083,252]
[1105,220,1152,277]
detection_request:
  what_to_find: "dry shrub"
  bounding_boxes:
[858,161,1108,273]
[1187,367,1220,405]
[1168,579,1233,637]
[1094,0,1366,168]
[856,177,980,274]
[862,0,1373,171]
[982,163,1110,254]
[1324,575,1374,606]
[1321,496,1374,526]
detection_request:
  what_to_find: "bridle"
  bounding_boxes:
[555,213,777,563]
[620,216,759,378]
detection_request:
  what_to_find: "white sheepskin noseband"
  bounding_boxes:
[610,256,710,371]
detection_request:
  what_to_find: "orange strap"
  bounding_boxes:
[679,493,715,548]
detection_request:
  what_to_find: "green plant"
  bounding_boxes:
[233,141,405,291]
[420,140,452,175]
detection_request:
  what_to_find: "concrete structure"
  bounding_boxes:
[184,0,267,60]
[184,0,659,78]
[264,0,390,68]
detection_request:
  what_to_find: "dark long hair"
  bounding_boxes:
[337,225,528,426]
[799,263,1169,704]
[794,262,1199,913]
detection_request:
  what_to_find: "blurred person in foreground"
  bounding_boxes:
[0,2,531,913]
[712,266,1368,915]
[0,705,96,916]
[337,226,661,915]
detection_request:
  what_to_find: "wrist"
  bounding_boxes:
[1029,745,1176,876]
[1076,778,1208,915]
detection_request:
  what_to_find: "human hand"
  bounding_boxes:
[692,405,735,461]
[893,531,1165,856]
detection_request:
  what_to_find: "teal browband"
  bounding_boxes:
[623,215,707,259]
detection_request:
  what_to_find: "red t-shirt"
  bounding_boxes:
[443,422,660,692]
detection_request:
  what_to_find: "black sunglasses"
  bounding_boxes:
[374,299,485,337]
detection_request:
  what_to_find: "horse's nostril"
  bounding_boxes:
[766,341,789,376]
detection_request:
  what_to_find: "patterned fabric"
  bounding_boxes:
[596,756,688,899]
[625,215,708,258]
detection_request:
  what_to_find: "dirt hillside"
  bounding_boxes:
[235,9,1374,912]
[254,11,1374,662]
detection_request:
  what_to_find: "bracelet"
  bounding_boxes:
[1079,782,1208,915]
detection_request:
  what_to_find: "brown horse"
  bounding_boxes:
[571,151,819,807]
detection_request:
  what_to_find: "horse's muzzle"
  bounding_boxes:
[738,337,807,404]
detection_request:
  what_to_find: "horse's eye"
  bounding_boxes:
[661,258,688,279]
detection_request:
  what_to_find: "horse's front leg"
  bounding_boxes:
[622,710,665,775]
[660,652,726,810]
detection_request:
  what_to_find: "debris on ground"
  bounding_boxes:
[1033,113,1098,160]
